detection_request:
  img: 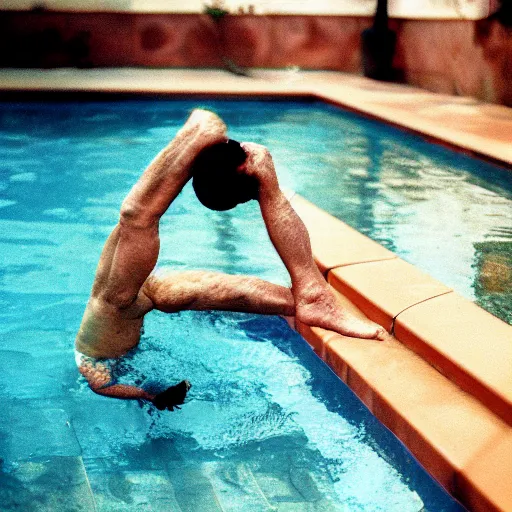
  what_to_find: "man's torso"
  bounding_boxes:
[75,295,150,359]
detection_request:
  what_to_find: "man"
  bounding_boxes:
[75,109,385,411]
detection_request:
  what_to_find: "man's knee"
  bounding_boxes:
[120,199,159,230]
[143,271,200,312]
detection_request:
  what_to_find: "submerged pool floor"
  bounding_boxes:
[0,99,485,510]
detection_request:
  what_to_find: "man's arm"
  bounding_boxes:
[238,143,386,340]
[91,384,155,400]
[79,362,190,411]
[78,359,155,400]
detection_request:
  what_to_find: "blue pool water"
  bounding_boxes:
[0,98,495,510]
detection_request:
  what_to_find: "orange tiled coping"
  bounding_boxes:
[291,194,512,512]
[292,195,512,427]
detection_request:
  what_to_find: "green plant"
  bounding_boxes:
[203,1,250,77]
[204,6,229,20]
[203,1,229,21]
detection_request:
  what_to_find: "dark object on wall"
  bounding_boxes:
[204,4,251,77]
[493,0,512,27]
[361,0,396,81]
[0,20,92,68]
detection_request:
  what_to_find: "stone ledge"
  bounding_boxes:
[289,195,397,275]
[295,289,511,512]
[394,292,512,426]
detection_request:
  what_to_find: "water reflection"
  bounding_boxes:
[474,241,512,324]
[293,106,511,324]
[211,210,244,275]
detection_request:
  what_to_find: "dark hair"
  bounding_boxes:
[191,139,259,211]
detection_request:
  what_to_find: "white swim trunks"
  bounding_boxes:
[74,348,119,388]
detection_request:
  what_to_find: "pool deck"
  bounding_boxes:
[1,68,511,512]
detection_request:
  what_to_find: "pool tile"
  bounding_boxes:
[201,462,275,511]
[290,194,396,274]
[296,323,331,356]
[0,349,78,401]
[87,468,181,511]
[165,462,224,512]
[0,456,96,512]
[324,333,509,492]
[275,501,345,511]
[295,287,510,501]
[252,473,304,502]
[394,292,512,426]
[328,259,452,331]
[1,404,81,461]
[456,432,512,512]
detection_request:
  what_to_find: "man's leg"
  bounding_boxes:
[90,109,227,311]
[76,110,226,408]
[239,143,386,340]
[143,269,295,316]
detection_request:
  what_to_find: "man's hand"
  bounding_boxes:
[152,380,192,411]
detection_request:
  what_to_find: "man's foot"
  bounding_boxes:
[180,109,227,153]
[295,284,386,340]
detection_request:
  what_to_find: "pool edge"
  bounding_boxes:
[291,194,512,512]
[0,69,510,166]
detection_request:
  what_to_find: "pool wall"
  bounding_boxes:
[1,10,512,106]
[290,193,512,512]
[1,71,510,512]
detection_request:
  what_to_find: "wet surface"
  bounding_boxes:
[0,99,480,510]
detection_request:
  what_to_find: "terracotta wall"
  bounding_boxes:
[1,11,511,106]
[397,18,512,106]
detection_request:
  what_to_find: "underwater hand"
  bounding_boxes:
[152,380,192,411]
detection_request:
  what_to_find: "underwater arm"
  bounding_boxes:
[79,358,190,410]
[92,381,191,411]
[86,378,191,412]
[91,383,155,401]
[79,362,155,400]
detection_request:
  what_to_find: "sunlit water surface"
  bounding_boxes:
[1,98,503,511]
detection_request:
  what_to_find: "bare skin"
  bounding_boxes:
[238,142,386,339]
[75,109,385,405]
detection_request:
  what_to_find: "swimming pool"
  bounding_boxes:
[3,98,509,322]
[0,98,486,510]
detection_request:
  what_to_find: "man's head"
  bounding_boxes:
[192,139,259,211]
